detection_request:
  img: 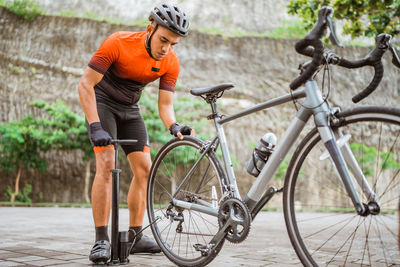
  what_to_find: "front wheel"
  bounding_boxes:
[147,136,227,267]
[284,106,400,266]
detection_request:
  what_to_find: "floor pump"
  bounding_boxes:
[109,139,137,265]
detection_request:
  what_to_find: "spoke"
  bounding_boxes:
[309,215,358,257]
[379,193,400,207]
[304,215,356,240]
[160,160,171,177]
[373,216,389,266]
[185,211,194,257]
[373,122,383,192]
[295,189,354,208]
[378,168,400,200]
[374,129,400,191]
[343,216,362,266]
[194,211,216,235]
[192,211,219,228]
[159,219,173,236]
[171,224,178,252]
[178,223,182,256]
[297,213,351,223]
[189,210,201,249]
[191,211,210,245]
[376,215,398,242]
[165,220,173,245]
[195,162,211,194]
[155,178,173,199]
[360,216,373,266]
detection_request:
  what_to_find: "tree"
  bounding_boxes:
[0,94,211,203]
[140,90,211,159]
[30,100,94,203]
[0,114,65,202]
[0,100,93,203]
[287,0,400,39]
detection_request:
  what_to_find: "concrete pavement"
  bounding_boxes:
[0,207,301,266]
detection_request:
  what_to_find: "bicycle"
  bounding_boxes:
[146,7,400,267]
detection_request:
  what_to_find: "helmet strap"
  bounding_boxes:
[145,24,158,60]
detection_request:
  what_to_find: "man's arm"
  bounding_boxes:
[158,90,194,140]
[78,67,112,146]
[78,67,104,124]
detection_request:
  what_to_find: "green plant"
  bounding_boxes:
[132,18,149,26]
[7,0,43,21]
[58,10,77,17]
[139,91,210,159]
[5,184,32,203]
[0,114,61,202]
[350,142,399,177]
[83,10,101,20]
[287,0,400,39]
[103,17,123,25]
[0,100,94,203]
[8,64,22,74]
[275,155,291,180]
[30,99,93,160]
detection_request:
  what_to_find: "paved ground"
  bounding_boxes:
[0,207,301,266]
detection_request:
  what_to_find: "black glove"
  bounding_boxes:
[89,122,112,146]
[169,123,192,137]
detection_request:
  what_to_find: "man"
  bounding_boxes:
[78,3,194,264]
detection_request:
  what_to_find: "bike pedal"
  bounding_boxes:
[193,243,210,256]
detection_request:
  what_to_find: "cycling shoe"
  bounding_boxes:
[89,240,111,264]
[130,235,161,254]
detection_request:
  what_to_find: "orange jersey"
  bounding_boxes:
[88,31,180,105]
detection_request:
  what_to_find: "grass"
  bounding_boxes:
[266,19,308,39]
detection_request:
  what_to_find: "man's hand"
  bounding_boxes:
[89,122,112,146]
[169,123,194,140]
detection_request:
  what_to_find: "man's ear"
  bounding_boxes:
[146,24,154,34]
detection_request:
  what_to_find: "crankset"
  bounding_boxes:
[218,197,251,243]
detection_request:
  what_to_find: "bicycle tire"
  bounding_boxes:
[283,106,400,266]
[147,136,227,267]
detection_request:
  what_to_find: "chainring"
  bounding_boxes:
[218,197,251,243]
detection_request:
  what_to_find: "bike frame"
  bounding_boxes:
[173,80,378,218]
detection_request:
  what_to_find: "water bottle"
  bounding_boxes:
[246,133,277,177]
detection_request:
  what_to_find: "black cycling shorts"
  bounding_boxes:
[86,92,150,155]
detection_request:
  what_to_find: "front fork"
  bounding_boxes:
[318,110,380,216]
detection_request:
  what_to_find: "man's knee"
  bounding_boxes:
[95,149,115,178]
[135,163,151,182]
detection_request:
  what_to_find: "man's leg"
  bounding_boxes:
[127,151,161,253]
[89,147,114,263]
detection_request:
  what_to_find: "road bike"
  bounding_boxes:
[146,7,400,266]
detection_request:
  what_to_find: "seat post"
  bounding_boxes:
[207,97,221,121]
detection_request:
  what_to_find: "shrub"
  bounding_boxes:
[7,0,43,21]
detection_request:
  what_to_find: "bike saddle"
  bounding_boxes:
[190,83,234,97]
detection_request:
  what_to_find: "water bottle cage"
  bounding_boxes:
[252,148,271,173]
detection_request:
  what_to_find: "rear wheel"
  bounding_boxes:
[147,136,227,267]
[284,106,400,266]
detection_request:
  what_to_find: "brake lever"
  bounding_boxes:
[376,33,391,49]
[327,15,343,47]
[389,44,400,68]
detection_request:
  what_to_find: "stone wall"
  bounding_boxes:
[0,7,399,203]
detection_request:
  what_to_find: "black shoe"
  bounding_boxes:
[89,240,111,264]
[130,235,161,254]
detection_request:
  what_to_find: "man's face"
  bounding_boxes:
[147,24,181,61]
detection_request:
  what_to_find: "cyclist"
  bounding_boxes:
[78,3,194,264]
